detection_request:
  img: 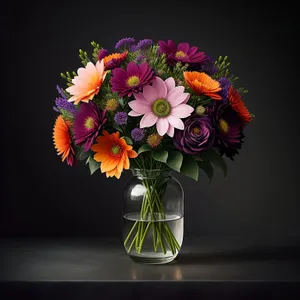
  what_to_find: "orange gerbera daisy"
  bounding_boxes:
[53,115,75,166]
[184,71,222,100]
[103,52,128,70]
[91,131,138,179]
[227,86,252,124]
[66,60,107,105]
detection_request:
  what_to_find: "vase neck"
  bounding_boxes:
[131,168,172,179]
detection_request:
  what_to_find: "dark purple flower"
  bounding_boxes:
[200,56,218,75]
[158,40,208,67]
[114,112,128,125]
[174,115,215,155]
[136,39,153,50]
[131,128,145,142]
[218,77,231,99]
[115,37,135,50]
[136,54,146,64]
[98,48,109,60]
[73,102,107,152]
[130,45,137,52]
[207,101,244,160]
[53,85,77,115]
[110,61,155,97]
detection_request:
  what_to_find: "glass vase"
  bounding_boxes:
[122,168,184,264]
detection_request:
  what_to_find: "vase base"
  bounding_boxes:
[128,253,178,264]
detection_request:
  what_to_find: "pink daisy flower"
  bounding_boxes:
[128,77,194,137]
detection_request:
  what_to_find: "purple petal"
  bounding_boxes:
[177,43,190,53]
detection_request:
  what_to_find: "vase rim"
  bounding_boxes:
[131,168,172,178]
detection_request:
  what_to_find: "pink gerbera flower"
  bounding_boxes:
[128,77,194,137]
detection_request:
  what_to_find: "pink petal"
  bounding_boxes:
[96,60,105,75]
[156,118,169,136]
[182,93,190,104]
[85,62,97,76]
[133,92,147,103]
[167,115,184,130]
[177,43,190,53]
[128,110,143,117]
[167,124,175,137]
[171,104,194,118]
[152,77,167,98]
[128,100,151,114]
[165,77,176,92]
[140,112,158,128]
[143,85,158,104]
[167,86,185,106]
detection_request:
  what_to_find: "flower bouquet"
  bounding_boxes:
[53,37,253,263]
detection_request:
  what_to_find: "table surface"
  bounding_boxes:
[1,236,300,282]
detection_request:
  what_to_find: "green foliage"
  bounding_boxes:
[189,94,213,107]
[166,151,183,172]
[197,160,214,183]
[152,150,168,163]
[122,136,133,145]
[60,71,74,86]
[138,144,151,154]
[79,49,91,66]
[87,156,100,175]
[76,147,90,161]
[199,149,227,178]
[60,109,75,122]
[213,56,239,84]
[237,87,249,94]
[180,155,199,181]
[91,41,101,63]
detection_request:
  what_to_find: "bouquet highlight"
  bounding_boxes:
[52,37,253,261]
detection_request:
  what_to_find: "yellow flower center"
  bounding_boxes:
[219,119,230,134]
[192,127,201,135]
[111,145,121,155]
[84,117,95,129]
[106,98,119,111]
[175,51,187,58]
[152,98,171,117]
[127,75,140,87]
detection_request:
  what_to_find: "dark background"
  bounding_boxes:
[2,1,299,245]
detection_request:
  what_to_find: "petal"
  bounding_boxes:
[128,100,151,114]
[101,156,118,173]
[152,77,167,98]
[165,77,176,92]
[127,61,139,75]
[128,110,143,117]
[167,115,184,130]
[133,92,148,103]
[140,112,158,128]
[123,154,130,169]
[171,104,194,118]
[167,124,175,137]
[85,62,97,76]
[143,85,158,104]
[177,43,190,53]
[96,59,105,75]
[127,150,138,159]
[156,118,169,136]
[167,86,186,106]
[182,93,190,104]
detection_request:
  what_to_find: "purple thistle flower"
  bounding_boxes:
[218,77,231,99]
[136,39,153,50]
[54,86,77,115]
[131,128,145,142]
[114,112,128,125]
[200,56,218,75]
[98,48,109,60]
[130,45,137,52]
[136,54,145,64]
[115,37,135,50]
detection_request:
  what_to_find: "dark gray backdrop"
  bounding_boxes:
[2,1,299,244]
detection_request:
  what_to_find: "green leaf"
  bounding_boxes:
[152,150,168,163]
[138,144,151,155]
[76,147,90,161]
[166,151,183,172]
[122,136,133,145]
[118,98,125,108]
[180,155,199,181]
[113,123,123,132]
[199,149,227,177]
[197,160,214,184]
[88,157,100,175]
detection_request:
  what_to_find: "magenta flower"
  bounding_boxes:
[110,62,155,97]
[158,40,207,67]
[128,77,194,137]
[73,102,107,152]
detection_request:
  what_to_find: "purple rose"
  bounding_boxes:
[174,115,215,154]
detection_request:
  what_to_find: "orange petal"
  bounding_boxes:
[116,154,125,173]
[106,167,117,177]
[101,156,118,172]
[123,154,130,170]
[127,150,138,158]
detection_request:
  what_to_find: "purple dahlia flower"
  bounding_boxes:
[110,61,155,97]
[207,101,244,160]
[174,114,215,155]
[73,102,107,152]
[158,40,208,67]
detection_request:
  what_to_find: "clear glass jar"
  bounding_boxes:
[122,168,184,264]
